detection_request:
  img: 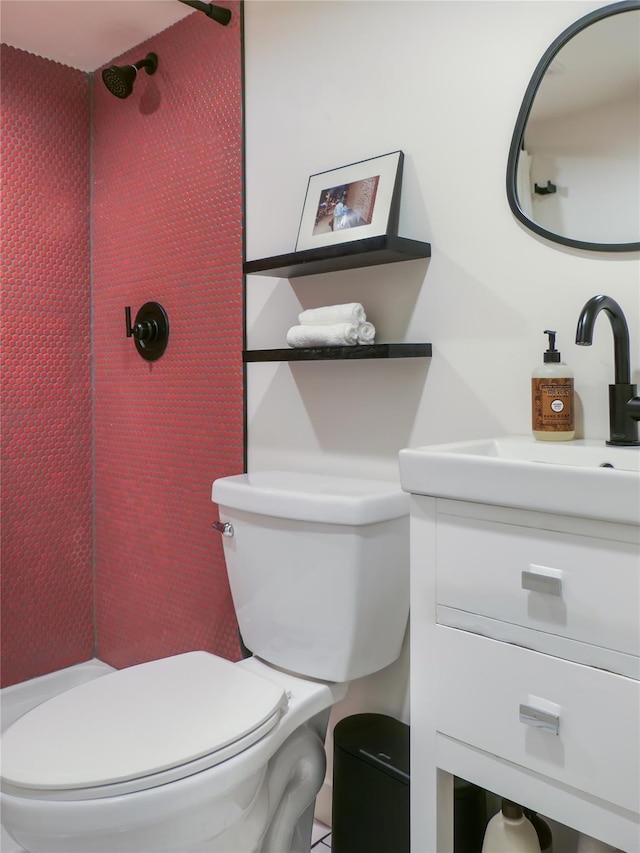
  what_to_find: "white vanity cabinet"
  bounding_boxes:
[409,494,640,853]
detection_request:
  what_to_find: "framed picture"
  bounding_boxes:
[295,151,404,252]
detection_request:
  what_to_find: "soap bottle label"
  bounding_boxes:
[532,378,575,431]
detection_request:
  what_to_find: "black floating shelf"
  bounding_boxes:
[244,343,432,362]
[243,235,431,278]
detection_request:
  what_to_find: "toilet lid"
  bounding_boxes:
[1,652,287,794]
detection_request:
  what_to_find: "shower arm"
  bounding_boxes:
[177,0,231,25]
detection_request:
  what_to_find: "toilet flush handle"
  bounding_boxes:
[212,521,234,537]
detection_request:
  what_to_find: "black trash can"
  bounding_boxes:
[333,714,409,853]
[332,714,486,853]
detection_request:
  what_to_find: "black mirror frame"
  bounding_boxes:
[506,0,640,253]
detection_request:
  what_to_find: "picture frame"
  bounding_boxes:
[294,151,404,252]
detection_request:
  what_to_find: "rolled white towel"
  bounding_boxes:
[286,323,360,348]
[357,322,376,345]
[298,302,366,327]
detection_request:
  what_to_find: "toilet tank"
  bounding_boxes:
[212,471,409,683]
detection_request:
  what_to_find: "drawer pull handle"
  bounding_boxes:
[519,704,560,735]
[521,570,562,596]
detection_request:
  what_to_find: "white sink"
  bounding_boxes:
[399,436,640,525]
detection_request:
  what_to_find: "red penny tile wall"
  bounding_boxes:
[1,7,243,686]
[91,8,243,668]
[1,46,94,687]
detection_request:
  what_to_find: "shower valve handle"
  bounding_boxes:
[124,303,170,362]
[125,307,158,342]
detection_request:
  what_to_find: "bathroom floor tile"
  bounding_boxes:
[311,820,331,848]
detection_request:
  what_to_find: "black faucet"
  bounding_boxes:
[575,295,640,446]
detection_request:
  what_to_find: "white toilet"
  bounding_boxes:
[1,471,409,853]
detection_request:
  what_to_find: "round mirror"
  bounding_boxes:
[506,1,640,252]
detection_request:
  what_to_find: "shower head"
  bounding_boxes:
[102,52,158,99]
[177,0,231,25]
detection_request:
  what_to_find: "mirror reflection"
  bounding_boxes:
[507,2,640,252]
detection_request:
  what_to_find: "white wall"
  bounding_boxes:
[244,0,639,475]
[244,0,640,822]
[528,92,640,244]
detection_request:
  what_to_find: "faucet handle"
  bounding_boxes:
[608,384,640,446]
[627,397,640,422]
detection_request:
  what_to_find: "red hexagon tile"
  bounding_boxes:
[91,8,243,669]
[1,5,243,687]
[1,45,94,687]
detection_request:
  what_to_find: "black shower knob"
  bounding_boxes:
[125,303,169,361]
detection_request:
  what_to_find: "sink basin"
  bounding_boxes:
[399,436,640,525]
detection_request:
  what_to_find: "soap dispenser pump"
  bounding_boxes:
[532,330,575,441]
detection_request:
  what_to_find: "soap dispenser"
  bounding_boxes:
[524,809,553,853]
[481,799,541,853]
[532,330,575,441]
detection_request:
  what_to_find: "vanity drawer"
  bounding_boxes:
[435,626,640,813]
[436,514,640,657]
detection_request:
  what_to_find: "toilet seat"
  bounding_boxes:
[1,652,287,801]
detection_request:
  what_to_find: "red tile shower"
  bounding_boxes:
[1,4,243,686]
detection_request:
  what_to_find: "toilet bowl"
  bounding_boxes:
[1,471,409,852]
[1,654,344,853]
